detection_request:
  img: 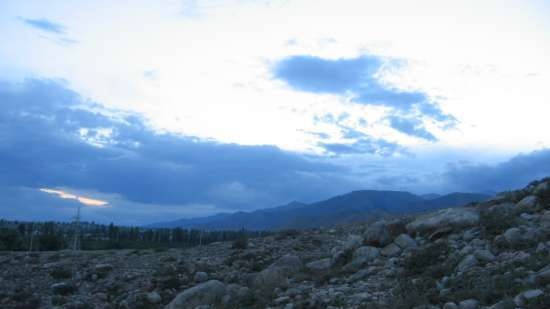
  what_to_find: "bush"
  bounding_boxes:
[404,241,450,276]
[383,277,440,309]
[275,229,301,240]
[232,232,248,250]
[0,228,21,250]
[479,207,518,237]
[50,268,72,279]
[537,186,550,209]
[37,233,64,251]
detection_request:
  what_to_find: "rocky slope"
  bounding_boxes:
[1,178,549,309]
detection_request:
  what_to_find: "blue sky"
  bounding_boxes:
[0,0,549,225]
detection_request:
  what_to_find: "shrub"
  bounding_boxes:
[479,207,517,237]
[50,268,72,279]
[232,232,248,250]
[404,241,450,276]
[275,229,301,240]
[537,186,550,209]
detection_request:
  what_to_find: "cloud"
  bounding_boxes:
[444,149,550,192]
[387,116,437,141]
[274,55,455,139]
[0,78,358,223]
[319,138,403,157]
[39,188,109,207]
[21,18,65,34]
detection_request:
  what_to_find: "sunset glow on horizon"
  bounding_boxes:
[39,188,109,208]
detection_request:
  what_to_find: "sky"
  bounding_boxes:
[0,0,549,225]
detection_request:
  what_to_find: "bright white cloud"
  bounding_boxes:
[1,0,549,155]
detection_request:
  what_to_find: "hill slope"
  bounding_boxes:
[153,190,490,230]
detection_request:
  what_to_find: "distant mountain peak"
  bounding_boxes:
[151,189,491,230]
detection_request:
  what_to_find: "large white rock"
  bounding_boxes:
[166,280,226,309]
[407,208,480,234]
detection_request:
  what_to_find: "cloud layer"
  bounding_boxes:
[274,55,454,141]
[0,79,358,223]
[21,18,65,34]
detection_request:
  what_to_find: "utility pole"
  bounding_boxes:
[72,205,81,251]
[28,223,35,253]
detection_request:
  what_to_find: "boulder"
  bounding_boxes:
[350,246,380,267]
[514,289,544,306]
[252,255,302,293]
[364,221,391,246]
[541,211,550,228]
[517,195,539,210]
[253,266,288,292]
[503,227,522,244]
[534,181,549,194]
[166,280,226,309]
[380,243,401,257]
[342,235,363,252]
[305,258,331,272]
[535,267,550,284]
[330,249,349,268]
[269,255,303,275]
[393,234,417,249]
[407,208,480,234]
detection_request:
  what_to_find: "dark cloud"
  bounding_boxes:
[273,55,454,128]
[21,18,65,34]
[387,116,437,141]
[0,79,358,223]
[444,149,550,192]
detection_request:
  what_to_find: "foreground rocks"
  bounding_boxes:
[1,177,549,309]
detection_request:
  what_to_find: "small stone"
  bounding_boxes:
[306,258,331,272]
[274,296,290,305]
[394,234,417,249]
[458,299,479,309]
[194,271,208,283]
[51,282,75,295]
[443,302,458,309]
[146,291,162,304]
[503,227,522,244]
[522,289,544,301]
[457,255,478,273]
[473,249,495,262]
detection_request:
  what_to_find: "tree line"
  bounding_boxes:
[0,219,266,251]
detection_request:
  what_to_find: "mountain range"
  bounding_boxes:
[151,190,491,230]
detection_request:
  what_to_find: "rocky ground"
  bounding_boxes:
[1,178,550,309]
